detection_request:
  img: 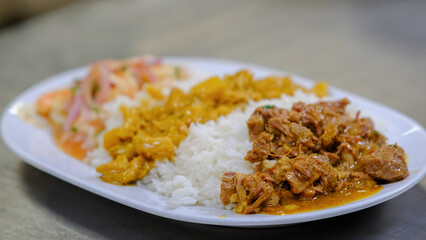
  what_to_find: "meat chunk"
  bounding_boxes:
[320,123,339,148]
[291,98,350,136]
[220,172,276,214]
[246,113,264,141]
[336,171,377,191]
[245,132,277,163]
[254,106,290,121]
[318,98,350,115]
[247,106,295,141]
[220,172,237,205]
[360,145,409,182]
[268,119,318,149]
[342,118,375,139]
[285,154,338,195]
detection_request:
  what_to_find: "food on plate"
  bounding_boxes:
[220,99,409,214]
[35,55,190,159]
[27,56,409,215]
[96,70,328,184]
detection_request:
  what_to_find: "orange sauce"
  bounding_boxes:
[262,186,382,215]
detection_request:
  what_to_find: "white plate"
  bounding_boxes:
[2,57,426,227]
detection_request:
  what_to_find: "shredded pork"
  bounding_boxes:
[220,99,409,214]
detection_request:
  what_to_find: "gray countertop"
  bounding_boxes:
[0,0,425,239]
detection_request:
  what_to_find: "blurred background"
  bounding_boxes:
[0,0,73,26]
[0,0,425,239]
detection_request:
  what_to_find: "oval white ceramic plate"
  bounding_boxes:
[2,57,426,227]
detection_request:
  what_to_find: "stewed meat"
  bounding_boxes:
[360,145,409,182]
[221,99,409,214]
[246,113,264,141]
[285,154,338,195]
[220,172,275,214]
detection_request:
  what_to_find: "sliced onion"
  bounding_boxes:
[94,63,111,104]
[81,70,96,107]
[63,91,83,131]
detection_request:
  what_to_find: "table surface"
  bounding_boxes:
[0,0,425,239]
